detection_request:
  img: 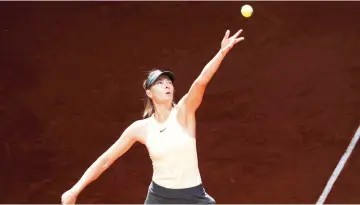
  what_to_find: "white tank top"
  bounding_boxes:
[145,108,202,189]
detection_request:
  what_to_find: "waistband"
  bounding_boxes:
[148,181,205,198]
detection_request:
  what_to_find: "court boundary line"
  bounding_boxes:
[316,125,360,205]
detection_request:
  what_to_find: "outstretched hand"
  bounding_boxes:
[220,29,244,55]
[61,189,78,205]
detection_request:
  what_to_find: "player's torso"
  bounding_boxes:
[135,107,202,188]
[135,106,196,145]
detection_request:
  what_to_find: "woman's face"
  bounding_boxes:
[147,75,174,103]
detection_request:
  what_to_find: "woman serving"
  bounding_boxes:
[61,29,244,204]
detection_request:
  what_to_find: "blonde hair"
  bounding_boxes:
[142,79,154,118]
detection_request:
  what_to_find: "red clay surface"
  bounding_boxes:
[1,2,360,204]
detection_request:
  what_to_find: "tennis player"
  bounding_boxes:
[61,29,244,204]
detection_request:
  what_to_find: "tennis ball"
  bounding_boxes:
[241,4,253,18]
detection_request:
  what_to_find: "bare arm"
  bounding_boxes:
[180,29,245,113]
[67,121,139,195]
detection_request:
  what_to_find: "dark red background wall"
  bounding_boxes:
[1,2,360,204]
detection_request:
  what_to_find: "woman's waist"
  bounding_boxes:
[152,161,200,176]
[148,179,204,198]
[151,165,202,189]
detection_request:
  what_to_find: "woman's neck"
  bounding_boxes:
[153,102,173,123]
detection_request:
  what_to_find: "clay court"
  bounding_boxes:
[1,2,360,204]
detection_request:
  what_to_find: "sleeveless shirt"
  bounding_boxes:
[145,108,202,189]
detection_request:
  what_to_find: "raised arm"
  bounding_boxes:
[180,29,244,113]
[61,121,141,204]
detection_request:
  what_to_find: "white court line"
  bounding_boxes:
[316,125,360,205]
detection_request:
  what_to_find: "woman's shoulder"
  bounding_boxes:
[127,117,152,144]
[129,117,152,130]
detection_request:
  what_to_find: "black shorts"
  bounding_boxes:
[144,181,216,204]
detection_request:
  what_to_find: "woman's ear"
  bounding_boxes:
[146,90,152,98]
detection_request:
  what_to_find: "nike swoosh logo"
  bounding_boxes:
[160,128,167,132]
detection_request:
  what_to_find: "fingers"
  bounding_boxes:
[226,37,244,51]
[232,29,243,39]
[223,29,230,40]
[235,37,245,43]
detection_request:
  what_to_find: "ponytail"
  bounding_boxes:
[143,97,154,118]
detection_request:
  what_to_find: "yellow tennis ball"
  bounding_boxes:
[241,4,253,18]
